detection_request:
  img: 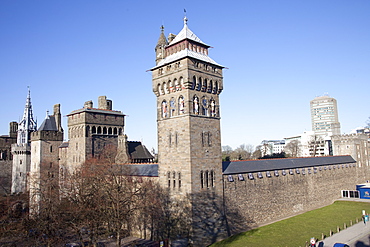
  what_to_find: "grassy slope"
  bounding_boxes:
[211,201,370,247]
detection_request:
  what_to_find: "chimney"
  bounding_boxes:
[53,104,63,132]
[84,100,93,108]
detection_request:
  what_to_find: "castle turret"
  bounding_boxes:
[155,25,168,65]
[11,88,38,194]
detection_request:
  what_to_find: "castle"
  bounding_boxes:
[0,17,370,246]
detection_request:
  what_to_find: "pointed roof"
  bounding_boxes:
[127,141,154,160]
[17,87,37,144]
[156,25,168,47]
[168,17,209,47]
[38,112,58,131]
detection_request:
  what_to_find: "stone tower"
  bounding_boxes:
[11,88,38,194]
[151,18,226,244]
[151,17,224,197]
[29,104,64,214]
[62,96,125,175]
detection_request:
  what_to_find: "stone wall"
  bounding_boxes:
[223,163,370,232]
[0,160,12,194]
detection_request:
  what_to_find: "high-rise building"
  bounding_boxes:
[310,95,341,136]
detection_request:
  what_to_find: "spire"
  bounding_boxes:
[155,25,168,65]
[17,87,37,144]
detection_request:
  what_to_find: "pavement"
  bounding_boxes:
[317,198,370,247]
[318,220,370,247]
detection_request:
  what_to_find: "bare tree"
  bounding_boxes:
[284,140,300,157]
[222,145,233,161]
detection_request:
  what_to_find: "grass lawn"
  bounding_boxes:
[210,201,370,247]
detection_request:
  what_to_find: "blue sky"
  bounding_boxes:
[1,0,369,151]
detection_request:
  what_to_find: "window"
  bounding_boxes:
[50,145,53,153]
[228,175,234,182]
[296,168,300,174]
[266,171,272,178]
[205,171,209,188]
[274,170,279,177]
[302,168,306,175]
[178,96,185,114]
[178,172,181,189]
[167,172,171,188]
[173,171,176,188]
[248,173,254,180]
[210,171,215,187]
[162,100,168,118]
[238,174,245,181]
[282,170,287,176]
[258,172,263,179]
[201,171,204,188]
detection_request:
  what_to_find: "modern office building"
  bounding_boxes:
[310,95,341,136]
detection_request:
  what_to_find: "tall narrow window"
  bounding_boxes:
[210,171,214,187]
[173,171,176,188]
[205,170,209,188]
[167,172,171,188]
[200,171,204,189]
[178,172,181,189]
[178,96,185,114]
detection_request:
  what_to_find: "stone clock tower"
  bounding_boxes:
[151,17,224,198]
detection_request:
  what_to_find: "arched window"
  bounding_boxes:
[209,80,213,93]
[214,81,218,94]
[92,126,96,134]
[201,97,208,116]
[173,171,176,188]
[167,172,171,188]
[170,98,176,117]
[97,126,102,134]
[179,77,184,90]
[164,82,169,94]
[103,127,107,135]
[119,128,123,135]
[174,78,179,91]
[158,84,163,95]
[113,127,117,135]
[108,127,112,135]
[192,76,196,90]
[169,80,174,92]
[210,98,216,117]
[193,96,199,114]
[178,96,185,115]
[162,100,168,118]
[202,79,207,92]
[196,78,202,91]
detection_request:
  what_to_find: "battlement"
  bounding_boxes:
[31,130,63,141]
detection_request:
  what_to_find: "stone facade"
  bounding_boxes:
[0,122,17,194]
[332,133,369,166]
[223,161,369,230]
[61,96,126,175]
[29,104,64,214]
